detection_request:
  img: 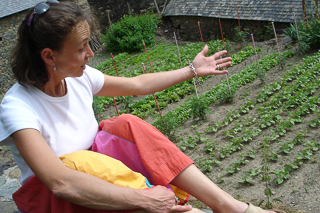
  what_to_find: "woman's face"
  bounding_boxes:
[54,20,94,77]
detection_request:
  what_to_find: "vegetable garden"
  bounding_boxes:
[0,4,319,213]
[91,36,320,212]
[86,11,320,213]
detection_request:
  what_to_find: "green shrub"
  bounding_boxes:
[283,22,303,42]
[190,97,211,120]
[284,17,320,48]
[102,13,161,53]
[234,27,249,45]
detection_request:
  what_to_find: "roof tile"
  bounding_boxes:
[163,0,316,23]
[0,0,44,18]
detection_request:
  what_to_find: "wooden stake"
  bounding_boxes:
[127,2,132,15]
[218,47,232,96]
[316,0,319,18]
[218,14,225,47]
[188,59,200,101]
[142,40,154,73]
[153,0,160,15]
[302,0,307,23]
[272,22,283,69]
[293,12,300,40]
[237,6,241,32]
[107,10,112,32]
[110,53,121,116]
[112,97,120,116]
[198,21,204,47]
[175,32,200,102]
[251,34,261,76]
[161,0,169,15]
[237,6,242,48]
[110,53,120,76]
[173,32,183,68]
[142,63,166,127]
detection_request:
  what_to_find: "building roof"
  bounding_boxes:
[0,0,43,18]
[163,0,316,23]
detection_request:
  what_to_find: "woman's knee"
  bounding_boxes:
[118,114,142,124]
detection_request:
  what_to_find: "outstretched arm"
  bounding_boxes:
[95,45,232,97]
[12,129,192,213]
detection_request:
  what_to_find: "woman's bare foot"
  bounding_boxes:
[210,201,279,213]
[240,202,280,213]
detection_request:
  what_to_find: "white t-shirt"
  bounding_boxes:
[0,66,104,184]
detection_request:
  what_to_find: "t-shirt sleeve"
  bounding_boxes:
[0,92,40,145]
[83,66,105,95]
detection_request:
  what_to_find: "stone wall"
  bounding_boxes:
[86,0,168,33]
[0,11,26,94]
[165,16,290,42]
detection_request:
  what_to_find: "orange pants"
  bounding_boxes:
[13,114,193,213]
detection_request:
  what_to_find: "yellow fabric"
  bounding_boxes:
[59,150,189,204]
[170,184,189,204]
[59,150,148,189]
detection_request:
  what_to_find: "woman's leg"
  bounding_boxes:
[97,115,277,213]
[97,114,194,186]
[171,164,276,213]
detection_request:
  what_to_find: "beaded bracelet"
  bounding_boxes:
[188,60,201,86]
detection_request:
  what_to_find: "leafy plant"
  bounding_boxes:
[246,149,257,159]
[260,137,273,209]
[238,173,254,184]
[283,21,303,42]
[200,160,214,173]
[284,16,320,49]
[249,168,261,177]
[102,13,161,53]
[204,142,216,152]
[205,122,222,133]
[190,97,211,120]
[257,24,274,41]
[93,96,107,121]
[234,27,249,46]
[217,175,224,183]
[270,169,289,185]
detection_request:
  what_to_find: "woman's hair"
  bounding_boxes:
[11,2,95,88]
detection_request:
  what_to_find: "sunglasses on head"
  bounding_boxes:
[27,0,60,26]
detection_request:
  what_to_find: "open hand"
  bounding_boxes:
[192,45,232,77]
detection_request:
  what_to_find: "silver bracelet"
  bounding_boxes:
[188,60,201,86]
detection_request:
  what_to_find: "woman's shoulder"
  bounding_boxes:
[83,65,104,80]
[1,83,37,106]
[1,83,42,123]
[68,65,104,95]
[0,83,41,144]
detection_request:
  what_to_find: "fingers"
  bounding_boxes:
[212,69,228,75]
[199,45,209,56]
[215,56,232,65]
[208,49,228,60]
[171,204,193,212]
[216,61,232,70]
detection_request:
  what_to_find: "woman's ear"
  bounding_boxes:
[41,48,55,66]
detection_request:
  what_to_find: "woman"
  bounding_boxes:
[0,1,283,213]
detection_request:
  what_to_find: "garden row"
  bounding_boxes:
[93,40,260,119]
[151,50,295,135]
[179,49,320,186]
